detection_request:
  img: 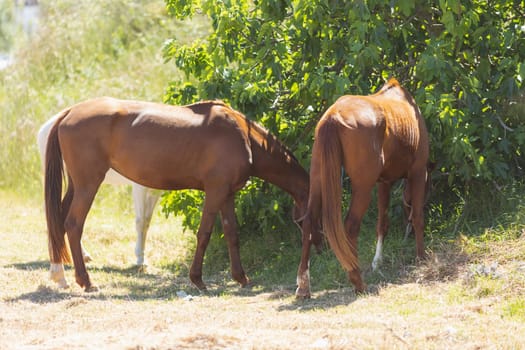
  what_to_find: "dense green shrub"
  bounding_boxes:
[161,0,525,236]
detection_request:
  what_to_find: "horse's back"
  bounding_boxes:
[57,97,253,191]
[319,79,428,181]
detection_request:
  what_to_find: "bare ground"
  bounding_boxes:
[1,191,524,349]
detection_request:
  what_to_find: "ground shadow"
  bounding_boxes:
[5,259,365,310]
[4,233,473,309]
[8,260,49,271]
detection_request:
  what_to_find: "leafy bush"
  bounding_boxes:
[163,0,524,183]
[161,0,524,235]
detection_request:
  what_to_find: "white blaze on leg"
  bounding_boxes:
[372,237,384,271]
[49,263,69,288]
[295,260,311,298]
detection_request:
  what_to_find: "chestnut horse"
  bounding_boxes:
[296,78,430,298]
[45,97,311,292]
[38,115,159,288]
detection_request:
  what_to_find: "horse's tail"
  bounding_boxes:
[317,117,359,271]
[44,109,72,264]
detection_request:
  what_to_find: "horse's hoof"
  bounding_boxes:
[238,275,251,288]
[84,285,99,293]
[415,252,429,264]
[83,255,93,263]
[137,264,147,273]
[240,279,253,289]
[354,284,368,296]
[190,278,207,291]
[57,279,70,289]
[295,287,311,299]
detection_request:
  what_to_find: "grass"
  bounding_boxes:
[3,182,524,348]
[0,0,209,195]
[1,187,524,349]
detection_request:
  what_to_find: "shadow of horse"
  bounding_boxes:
[5,259,360,309]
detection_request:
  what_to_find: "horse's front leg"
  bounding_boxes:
[220,194,249,287]
[189,191,223,290]
[295,219,313,298]
[81,243,92,263]
[345,186,373,294]
[132,184,159,268]
[408,171,428,260]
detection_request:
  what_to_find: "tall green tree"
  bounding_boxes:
[161,0,525,233]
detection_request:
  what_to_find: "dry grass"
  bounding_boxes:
[1,189,525,349]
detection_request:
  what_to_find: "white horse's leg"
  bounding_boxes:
[132,184,159,267]
[372,237,383,271]
[81,243,92,262]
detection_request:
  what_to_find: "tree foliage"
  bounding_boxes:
[161,0,525,233]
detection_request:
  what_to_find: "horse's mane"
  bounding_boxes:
[183,99,298,163]
[241,112,299,163]
[184,100,229,108]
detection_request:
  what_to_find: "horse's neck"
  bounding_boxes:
[250,141,308,205]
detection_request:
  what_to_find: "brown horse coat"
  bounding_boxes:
[296,78,430,297]
[45,97,309,291]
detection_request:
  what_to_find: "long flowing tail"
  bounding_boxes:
[317,117,358,271]
[44,109,72,264]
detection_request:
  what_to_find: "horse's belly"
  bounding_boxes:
[103,168,133,185]
[379,158,412,181]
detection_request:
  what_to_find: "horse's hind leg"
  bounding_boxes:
[64,182,102,292]
[345,185,374,294]
[220,194,249,287]
[49,181,74,288]
[296,185,321,298]
[372,182,392,271]
[296,212,315,298]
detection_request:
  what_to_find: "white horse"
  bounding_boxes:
[38,114,160,288]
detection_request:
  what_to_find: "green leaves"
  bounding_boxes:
[162,0,525,228]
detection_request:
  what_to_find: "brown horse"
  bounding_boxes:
[45,97,312,292]
[296,78,430,298]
